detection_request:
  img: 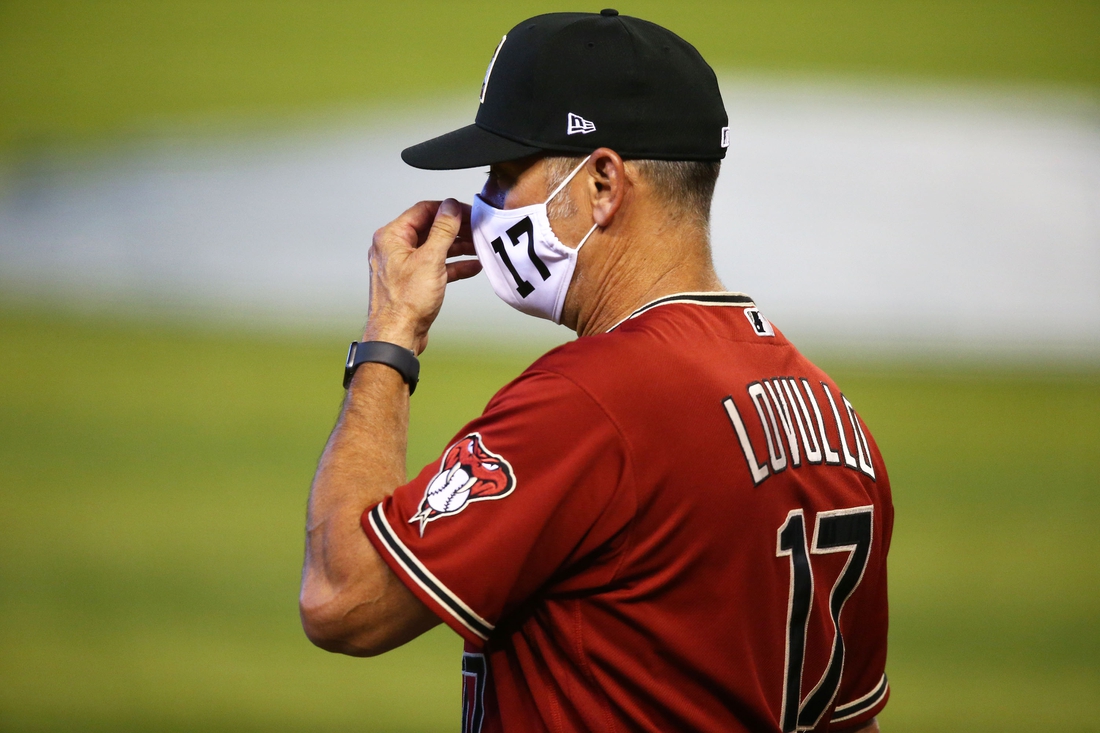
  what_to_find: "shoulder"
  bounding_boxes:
[471,333,649,450]
[482,292,786,428]
[533,329,644,377]
[512,291,777,390]
[480,348,619,430]
[511,326,656,402]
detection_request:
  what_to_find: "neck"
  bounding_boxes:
[567,220,726,337]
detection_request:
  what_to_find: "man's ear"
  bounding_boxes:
[585,148,627,228]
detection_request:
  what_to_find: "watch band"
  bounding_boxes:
[343,341,420,393]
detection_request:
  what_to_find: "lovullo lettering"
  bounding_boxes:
[722,378,876,486]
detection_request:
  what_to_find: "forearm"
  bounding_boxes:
[300,361,413,652]
[306,362,408,575]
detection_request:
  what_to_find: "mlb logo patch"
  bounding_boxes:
[744,307,775,337]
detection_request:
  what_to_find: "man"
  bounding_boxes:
[300,10,892,733]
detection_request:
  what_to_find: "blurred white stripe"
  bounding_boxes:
[1,78,1097,355]
[716,81,1100,353]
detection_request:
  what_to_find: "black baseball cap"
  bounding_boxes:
[401,9,729,170]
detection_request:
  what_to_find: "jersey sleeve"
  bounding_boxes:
[362,369,635,645]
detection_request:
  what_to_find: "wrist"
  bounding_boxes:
[344,341,420,393]
[363,317,419,354]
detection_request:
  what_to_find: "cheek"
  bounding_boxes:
[503,188,533,210]
[504,171,550,210]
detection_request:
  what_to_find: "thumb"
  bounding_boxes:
[421,198,463,257]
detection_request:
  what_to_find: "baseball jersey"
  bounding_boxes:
[363,292,892,733]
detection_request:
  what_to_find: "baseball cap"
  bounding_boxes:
[401,9,729,170]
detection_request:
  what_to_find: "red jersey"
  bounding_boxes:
[364,293,892,733]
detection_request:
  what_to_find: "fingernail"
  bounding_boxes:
[439,199,459,218]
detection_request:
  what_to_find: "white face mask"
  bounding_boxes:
[471,156,598,324]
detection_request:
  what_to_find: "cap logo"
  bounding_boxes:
[721,126,730,148]
[480,35,506,104]
[567,113,596,135]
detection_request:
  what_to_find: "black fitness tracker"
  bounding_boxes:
[343,341,420,393]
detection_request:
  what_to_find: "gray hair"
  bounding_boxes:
[544,156,721,231]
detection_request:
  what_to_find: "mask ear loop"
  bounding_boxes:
[550,219,597,326]
[544,154,593,204]
[545,155,598,325]
[575,221,599,251]
[545,154,600,250]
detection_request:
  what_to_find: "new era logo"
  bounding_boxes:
[721,126,730,148]
[567,113,596,135]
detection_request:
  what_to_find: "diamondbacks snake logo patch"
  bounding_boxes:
[410,433,516,535]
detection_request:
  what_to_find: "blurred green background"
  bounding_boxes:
[1,2,1099,731]
[2,0,1098,155]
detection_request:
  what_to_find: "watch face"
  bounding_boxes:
[346,342,358,369]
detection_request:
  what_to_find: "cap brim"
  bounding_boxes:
[401,123,545,170]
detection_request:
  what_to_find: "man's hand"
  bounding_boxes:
[300,199,480,656]
[364,198,481,355]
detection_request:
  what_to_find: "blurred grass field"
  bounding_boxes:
[2,1,1099,730]
[1,306,1098,731]
[1,1,1098,155]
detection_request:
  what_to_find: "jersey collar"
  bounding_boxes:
[606,291,756,332]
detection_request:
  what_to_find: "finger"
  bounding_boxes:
[407,200,446,248]
[396,200,440,233]
[456,201,473,241]
[418,201,470,248]
[446,236,477,259]
[377,200,440,251]
[421,198,463,258]
[446,259,483,283]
